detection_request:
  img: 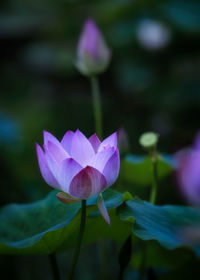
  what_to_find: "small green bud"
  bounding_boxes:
[139,132,159,150]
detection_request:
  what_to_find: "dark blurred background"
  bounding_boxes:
[0,0,200,279]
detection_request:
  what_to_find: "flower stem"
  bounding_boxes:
[90,76,103,139]
[139,152,158,280]
[90,76,110,279]
[150,153,158,205]
[49,253,60,280]
[68,200,86,280]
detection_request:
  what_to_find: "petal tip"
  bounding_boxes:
[43,130,48,137]
[56,192,80,204]
[105,215,111,226]
[97,194,111,225]
[36,143,43,153]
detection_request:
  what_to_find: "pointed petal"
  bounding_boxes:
[69,166,106,199]
[44,146,60,180]
[36,143,60,189]
[70,130,95,166]
[88,133,101,153]
[97,193,111,225]
[43,131,60,146]
[47,141,69,165]
[61,130,74,155]
[98,132,117,152]
[103,148,120,187]
[56,192,80,204]
[93,146,115,172]
[57,158,82,193]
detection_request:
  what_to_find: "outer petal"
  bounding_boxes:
[43,131,60,146]
[46,141,69,165]
[78,19,101,59]
[36,143,60,189]
[70,129,95,167]
[88,133,101,153]
[44,146,60,180]
[92,146,115,172]
[98,132,117,152]
[69,166,107,199]
[97,193,111,225]
[56,192,81,204]
[57,158,82,193]
[102,147,120,187]
[61,130,74,155]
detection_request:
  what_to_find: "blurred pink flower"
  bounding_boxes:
[136,19,171,51]
[36,129,120,224]
[76,19,111,76]
[176,132,200,206]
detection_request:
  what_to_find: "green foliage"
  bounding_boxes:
[131,242,195,270]
[119,198,200,250]
[2,187,200,256]
[0,189,131,255]
[162,0,200,32]
[120,154,173,186]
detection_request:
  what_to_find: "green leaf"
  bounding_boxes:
[119,198,200,250]
[0,189,131,255]
[131,241,195,270]
[162,0,200,33]
[120,154,174,186]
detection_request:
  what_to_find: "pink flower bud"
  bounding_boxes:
[76,19,111,76]
[36,129,120,224]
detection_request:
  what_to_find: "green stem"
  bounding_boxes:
[90,76,103,139]
[139,152,158,280]
[49,253,60,280]
[68,200,86,280]
[150,153,158,205]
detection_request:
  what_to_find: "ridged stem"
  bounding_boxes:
[90,76,103,139]
[150,152,158,205]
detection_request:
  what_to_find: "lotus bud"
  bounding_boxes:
[76,19,111,76]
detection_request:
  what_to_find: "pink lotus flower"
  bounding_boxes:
[36,129,120,224]
[76,19,111,76]
[176,132,200,206]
